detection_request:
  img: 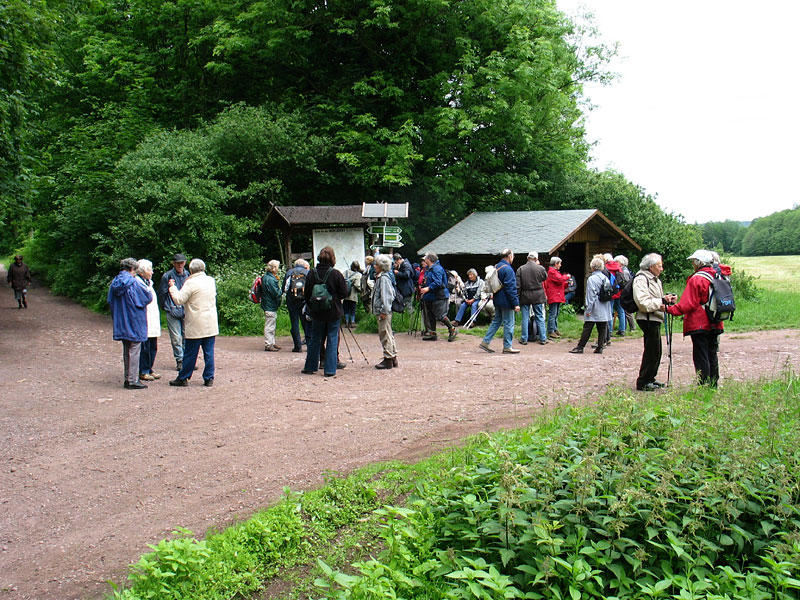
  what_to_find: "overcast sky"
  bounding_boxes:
[557,0,800,224]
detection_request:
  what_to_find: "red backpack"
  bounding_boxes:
[249,276,262,303]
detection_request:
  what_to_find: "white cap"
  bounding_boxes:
[687,249,713,264]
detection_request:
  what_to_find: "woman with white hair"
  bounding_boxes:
[136,259,162,381]
[569,255,613,354]
[261,259,282,351]
[665,249,725,387]
[372,254,398,369]
[453,268,483,326]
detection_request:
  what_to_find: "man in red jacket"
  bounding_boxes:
[665,250,725,387]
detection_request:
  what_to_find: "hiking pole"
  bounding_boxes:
[345,322,369,362]
[463,297,488,329]
[409,298,421,336]
[339,323,354,362]
[665,313,674,386]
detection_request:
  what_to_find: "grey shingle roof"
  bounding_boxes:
[418,210,600,255]
[272,205,375,225]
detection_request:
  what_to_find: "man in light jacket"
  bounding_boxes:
[168,258,219,387]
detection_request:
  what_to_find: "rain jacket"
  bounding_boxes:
[666,266,726,336]
[107,270,151,342]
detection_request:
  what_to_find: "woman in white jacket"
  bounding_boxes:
[136,259,162,381]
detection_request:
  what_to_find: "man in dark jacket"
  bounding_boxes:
[516,251,548,345]
[393,253,415,314]
[158,253,190,371]
[108,257,152,389]
[7,254,31,309]
[419,252,457,342]
[282,258,310,352]
[302,246,348,377]
[479,249,521,354]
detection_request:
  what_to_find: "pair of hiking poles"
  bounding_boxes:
[339,322,368,363]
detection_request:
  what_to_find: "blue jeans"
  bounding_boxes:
[564,291,575,304]
[178,336,215,381]
[613,298,626,333]
[547,303,561,334]
[166,314,185,363]
[530,303,546,342]
[139,337,158,374]
[286,299,307,350]
[483,306,515,349]
[455,300,479,324]
[304,318,340,375]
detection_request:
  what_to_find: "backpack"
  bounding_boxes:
[598,275,614,302]
[446,270,457,293]
[615,268,631,290]
[307,268,334,313]
[619,272,643,313]
[249,276,262,303]
[285,270,307,300]
[485,265,508,294]
[694,270,735,322]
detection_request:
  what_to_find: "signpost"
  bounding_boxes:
[367,225,403,248]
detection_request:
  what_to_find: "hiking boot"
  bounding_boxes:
[447,328,458,342]
[292,347,302,353]
[593,345,603,354]
[422,334,438,341]
[502,347,521,354]
[203,378,214,387]
[568,347,583,354]
[125,381,147,390]
[519,340,528,345]
[549,331,561,339]
[338,362,346,369]
[139,373,155,381]
[375,358,393,370]
[264,345,279,352]
[638,382,659,392]
[169,378,188,387]
[391,357,398,368]
[479,342,495,353]
[539,339,548,345]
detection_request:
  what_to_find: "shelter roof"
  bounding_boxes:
[265,205,379,228]
[418,209,640,255]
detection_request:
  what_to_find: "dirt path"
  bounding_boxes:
[1,268,798,599]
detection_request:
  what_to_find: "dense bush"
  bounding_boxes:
[318,375,800,600]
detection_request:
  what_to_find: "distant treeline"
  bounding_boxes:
[702,206,800,255]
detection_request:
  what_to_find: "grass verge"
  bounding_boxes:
[108,373,800,600]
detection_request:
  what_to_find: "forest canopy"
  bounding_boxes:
[2,0,702,307]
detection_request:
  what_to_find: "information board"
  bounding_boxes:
[312,228,366,273]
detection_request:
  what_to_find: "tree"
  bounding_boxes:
[701,220,747,254]
[740,207,800,256]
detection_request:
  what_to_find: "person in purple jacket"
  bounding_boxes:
[107,257,152,389]
[479,249,521,354]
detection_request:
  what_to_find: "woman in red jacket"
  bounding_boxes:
[665,250,724,387]
[543,257,571,338]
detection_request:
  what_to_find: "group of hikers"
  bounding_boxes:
[94,241,731,390]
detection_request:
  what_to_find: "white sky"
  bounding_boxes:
[557,0,800,224]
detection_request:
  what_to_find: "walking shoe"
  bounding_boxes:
[502,347,521,354]
[337,362,346,369]
[273,344,282,350]
[539,339,548,345]
[150,373,162,380]
[264,345,279,352]
[391,357,398,367]
[203,378,214,387]
[447,328,458,342]
[125,381,147,390]
[593,345,603,354]
[139,373,155,381]
[375,358,393,369]
[615,330,626,337]
[519,340,528,345]
[637,382,659,392]
[169,378,188,387]
[549,331,561,339]
[301,369,316,375]
[568,347,583,354]
[422,334,438,341]
[479,342,495,353]
[292,347,302,353]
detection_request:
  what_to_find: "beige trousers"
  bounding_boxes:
[263,311,277,347]
[377,313,397,358]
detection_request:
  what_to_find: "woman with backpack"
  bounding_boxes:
[568,255,613,355]
[261,260,283,352]
[343,261,363,328]
[302,246,348,377]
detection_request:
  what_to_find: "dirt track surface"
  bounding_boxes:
[1,268,798,599]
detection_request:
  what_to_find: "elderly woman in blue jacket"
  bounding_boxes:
[569,255,613,354]
[108,257,153,389]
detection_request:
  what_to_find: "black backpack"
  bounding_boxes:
[694,271,735,322]
[598,276,614,302]
[619,272,643,313]
[307,268,333,313]
[285,270,307,299]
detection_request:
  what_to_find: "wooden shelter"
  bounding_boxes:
[417,209,641,300]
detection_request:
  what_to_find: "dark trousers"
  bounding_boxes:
[636,319,662,389]
[422,298,448,334]
[139,337,158,375]
[178,336,215,382]
[691,331,720,387]
[577,320,607,349]
[286,299,307,350]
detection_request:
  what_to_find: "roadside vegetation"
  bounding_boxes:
[109,372,800,600]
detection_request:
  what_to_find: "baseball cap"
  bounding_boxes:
[687,250,713,263]
[172,253,187,263]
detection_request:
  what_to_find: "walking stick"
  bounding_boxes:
[462,297,489,329]
[665,313,674,386]
[344,322,369,362]
[409,297,421,336]
[339,323,354,362]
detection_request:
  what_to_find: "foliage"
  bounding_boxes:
[740,206,800,256]
[701,219,747,254]
[317,374,800,600]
